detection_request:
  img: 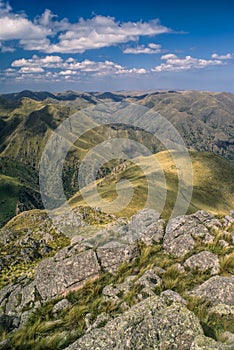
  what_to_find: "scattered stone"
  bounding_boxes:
[52,299,71,315]
[221,332,234,346]
[190,276,234,306]
[163,212,215,257]
[192,210,214,223]
[43,232,54,243]
[136,269,162,289]
[116,275,136,294]
[209,303,234,317]
[20,282,38,309]
[102,284,120,301]
[223,214,234,228]
[184,251,220,275]
[35,249,101,300]
[86,312,110,332]
[161,290,187,305]
[173,263,186,273]
[164,233,195,258]
[191,335,229,349]
[219,239,230,248]
[4,285,23,314]
[127,209,164,244]
[0,209,233,347]
[96,242,139,273]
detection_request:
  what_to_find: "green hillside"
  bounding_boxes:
[70,151,234,220]
[0,174,20,225]
[0,90,233,226]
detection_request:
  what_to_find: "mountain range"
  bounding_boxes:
[0,89,233,227]
[0,89,233,349]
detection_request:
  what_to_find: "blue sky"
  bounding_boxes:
[0,0,233,93]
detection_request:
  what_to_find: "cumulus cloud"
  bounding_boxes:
[4,55,148,82]
[211,53,234,60]
[0,2,170,53]
[12,55,64,68]
[0,2,50,43]
[19,67,45,74]
[123,43,163,54]
[152,54,224,72]
[33,16,170,54]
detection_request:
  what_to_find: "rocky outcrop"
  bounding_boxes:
[163,211,215,257]
[96,242,139,273]
[184,251,220,275]
[35,249,101,299]
[127,209,164,244]
[65,295,204,350]
[85,208,165,247]
[191,335,231,349]
[190,276,234,306]
[0,209,233,349]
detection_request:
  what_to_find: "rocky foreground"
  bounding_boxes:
[0,209,233,349]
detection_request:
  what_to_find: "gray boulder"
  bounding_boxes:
[65,295,206,350]
[161,290,187,305]
[191,335,232,349]
[128,209,164,244]
[184,251,220,275]
[96,242,139,273]
[190,276,234,306]
[52,298,71,315]
[137,269,162,288]
[163,212,214,257]
[35,249,101,300]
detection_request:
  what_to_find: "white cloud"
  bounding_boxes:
[123,43,163,54]
[37,16,170,54]
[12,55,64,68]
[211,53,234,60]
[19,67,45,74]
[161,53,177,60]
[3,51,229,84]
[152,54,224,72]
[6,55,148,82]
[0,3,50,42]
[59,69,78,76]
[0,2,171,53]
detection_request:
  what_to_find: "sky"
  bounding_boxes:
[0,0,233,93]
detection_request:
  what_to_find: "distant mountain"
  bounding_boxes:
[0,90,233,226]
[0,90,233,349]
[1,90,57,102]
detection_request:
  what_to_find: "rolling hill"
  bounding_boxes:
[0,90,233,226]
[70,150,234,220]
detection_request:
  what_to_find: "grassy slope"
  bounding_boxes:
[70,151,234,220]
[0,157,43,227]
[0,175,20,225]
[0,91,233,225]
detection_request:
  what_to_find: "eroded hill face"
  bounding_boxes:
[0,90,233,227]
